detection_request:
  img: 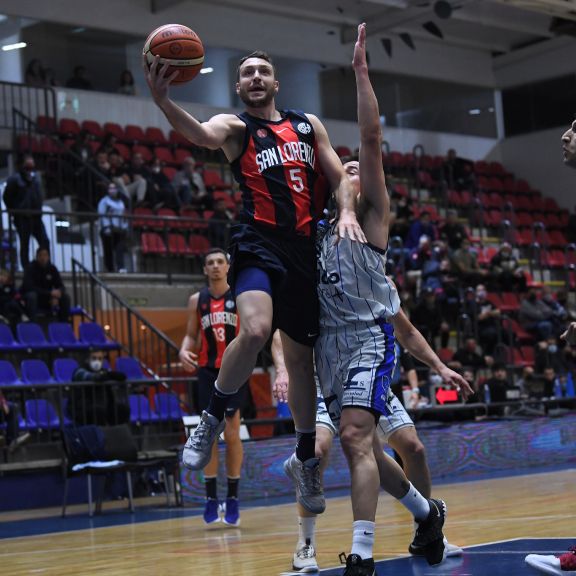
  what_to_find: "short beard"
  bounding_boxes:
[566,154,576,170]
[239,87,275,109]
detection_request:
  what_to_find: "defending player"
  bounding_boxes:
[179,248,245,527]
[145,45,364,515]
[525,118,576,575]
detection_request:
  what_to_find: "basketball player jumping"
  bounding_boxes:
[295,24,470,575]
[179,248,245,527]
[525,118,576,575]
[144,48,364,514]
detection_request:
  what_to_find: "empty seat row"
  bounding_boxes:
[141,233,212,256]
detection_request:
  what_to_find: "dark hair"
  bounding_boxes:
[120,69,134,86]
[492,362,506,373]
[26,59,43,78]
[36,247,50,257]
[236,50,276,81]
[204,248,229,264]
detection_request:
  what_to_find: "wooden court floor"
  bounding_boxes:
[1,469,575,576]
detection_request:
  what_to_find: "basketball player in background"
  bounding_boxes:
[525,118,576,575]
[179,249,244,527]
[145,44,364,515]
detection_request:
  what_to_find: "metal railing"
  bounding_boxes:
[0,82,56,131]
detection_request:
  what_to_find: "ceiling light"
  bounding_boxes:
[200,67,213,74]
[468,108,481,115]
[71,27,86,34]
[2,42,27,52]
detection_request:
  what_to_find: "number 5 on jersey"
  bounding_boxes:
[289,168,304,193]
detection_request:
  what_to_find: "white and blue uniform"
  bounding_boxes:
[314,220,401,429]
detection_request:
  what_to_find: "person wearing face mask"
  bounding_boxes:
[147,158,180,210]
[98,183,129,272]
[519,290,556,342]
[535,338,568,375]
[70,350,129,426]
[3,155,50,270]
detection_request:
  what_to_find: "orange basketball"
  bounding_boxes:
[143,24,204,85]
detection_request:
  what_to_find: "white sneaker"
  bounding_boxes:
[526,551,576,574]
[444,538,463,557]
[182,411,226,470]
[293,542,319,573]
[283,453,325,514]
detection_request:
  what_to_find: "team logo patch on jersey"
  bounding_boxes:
[297,122,312,135]
[256,128,268,138]
[225,300,235,310]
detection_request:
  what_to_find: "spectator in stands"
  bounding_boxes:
[24,59,44,86]
[0,269,25,327]
[556,290,576,321]
[407,235,432,285]
[541,285,568,323]
[461,368,481,403]
[70,350,130,426]
[450,237,487,286]
[561,342,576,374]
[516,365,535,397]
[118,69,136,96]
[450,337,493,371]
[66,65,93,90]
[519,290,556,341]
[99,133,121,157]
[42,67,60,87]
[465,284,502,355]
[440,209,467,251]
[406,210,437,249]
[484,363,512,403]
[172,157,209,208]
[443,148,474,191]
[410,287,450,350]
[148,158,180,210]
[22,247,70,322]
[389,189,413,241]
[489,242,526,292]
[3,155,50,270]
[208,198,235,254]
[112,153,147,206]
[98,183,129,273]
[0,392,30,453]
[542,366,560,399]
[70,130,93,163]
[535,337,567,375]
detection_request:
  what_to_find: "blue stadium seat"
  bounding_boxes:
[48,323,89,351]
[0,324,25,353]
[155,393,187,420]
[53,358,79,383]
[17,323,58,352]
[115,357,148,380]
[78,323,121,351]
[129,394,159,424]
[0,360,22,386]
[21,359,54,385]
[25,399,60,429]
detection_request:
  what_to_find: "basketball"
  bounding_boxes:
[143,24,204,84]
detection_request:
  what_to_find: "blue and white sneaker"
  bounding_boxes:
[222,497,241,527]
[203,498,221,526]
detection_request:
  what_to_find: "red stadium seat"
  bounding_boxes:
[437,348,454,364]
[163,166,177,181]
[513,230,532,247]
[151,208,178,230]
[503,318,534,344]
[488,193,504,209]
[59,118,80,137]
[519,346,535,367]
[500,293,520,313]
[543,198,559,212]
[39,137,60,155]
[545,250,566,268]
[516,213,534,228]
[154,147,176,165]
[447,190,462,207]
[173,149,192,164]
[132,145,153,163]
[180,208,208,230]
[488,161,505,175]
[145,127,168,145]
[81,120,103,139]
[478,247,498,267]
[488,177,503,193]
[474,161,489,175]
[132,208,155,229]
[115,143,131,161]
[515,179,531,193]
[103,122,125,140]
[486,292,503,308]
[188,234,212,255]
[203,170,232,190]
[477,176,490,190]
[169,129,191,146]
[16,135,40,153]
[36,115,57,133]
[167,233,192,256]
[545,214,562,228]
[125,125,146,143]
[141,233,167,255]
[548,231,567,246]
[335,146,352,158]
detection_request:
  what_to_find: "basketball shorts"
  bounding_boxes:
[314,318,396,429]
[227,223,319,347]
[196,367,247,419]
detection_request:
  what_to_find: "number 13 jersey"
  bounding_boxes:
[197,287,239,369]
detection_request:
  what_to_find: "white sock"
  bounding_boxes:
[297,516,316,548]
[351,520,375,560]
[399,483,430,522]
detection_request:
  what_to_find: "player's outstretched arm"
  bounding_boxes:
[143,54,236,150]
[353,23,389,248]
[179,293,200,372]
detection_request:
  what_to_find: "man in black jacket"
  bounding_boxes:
[3,155,50,269]
[21,247,70,322]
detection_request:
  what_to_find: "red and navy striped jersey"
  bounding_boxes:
[197,287,239,369]
[231,110,330,239]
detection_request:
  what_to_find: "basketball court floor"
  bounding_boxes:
[1,468,574,575]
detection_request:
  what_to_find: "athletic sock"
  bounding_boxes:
[398,482,431,522]
[205,476,217,500]
[206,382,236,422]
[297,516,317,548]
[295,429,316,462]
[351,520,375,560]
[227,477,239,500]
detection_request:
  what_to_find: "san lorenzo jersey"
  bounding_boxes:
[197,287,239,369]
[316,220,401,328]
[231,110,329,239]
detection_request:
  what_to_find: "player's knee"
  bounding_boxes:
[402,437,426,461]
[340,424,371,458]
[240,321,271,350]
[316,435,332,459]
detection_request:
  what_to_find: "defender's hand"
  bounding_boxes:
[336,209,367,243]
[352,23,368,71]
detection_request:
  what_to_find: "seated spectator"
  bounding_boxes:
[440,209,467,251]
[535,337,567,375]
[410,287,450,349]
[148,158,180,209]
[209,198,234,247]
[542,366,560,399]
[516,365,535,396]
[118,69,136,96]
[541,286,568,323]
[389,190,413,241]
[3,155,50,270]
[465,284,502,354]
[22,247,70,322]
[0,392,30,453]
[450,337,493,371]
[406,210,437,249]
[484,363,513,403]
[556,290,576,321]
[43,67,60,87]
[408,235,432,272]
[70,130,93,163]
[561,342,576,374]
[25,59,44,86]
[172,157,209,208]
[0,269,25,327]
[451,237,488,286]
[98,183,129,273]
[490,243,526,292]
[112,153,147,206]
[443,148,474,190]
[519,290,556,341]
[66,65,93,90]
[98,133,121,157]
[70,350,129,426]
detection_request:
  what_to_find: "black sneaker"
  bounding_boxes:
[408,498,446,566]
[339,553,375,576]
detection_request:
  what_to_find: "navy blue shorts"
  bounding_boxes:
[196,367,247,418]
[227,223,319,347]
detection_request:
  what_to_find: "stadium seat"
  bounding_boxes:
[548,231,567,246]
[203,170,232,190]
[168,233,192,256]
[16,135,40,153]
[155,393,187,420]
[124,124,146,143]
[500,293,520,313]
[503,318,534,344]
[141,233,168,255]
[154,146,176,165]
[115,143,132,161]
[437,348,454,364]
[0,361,22,386]
[544,250,566,268]
[544,198,559,212]
[81,120,104,139]
[59,118,81,137]
[516,213,534,228]
[48,323,89,351]
[103,122,125,140]
[129,394,159,423]
[162,166,177,181]
[519,346,535,367]
[39,137,60,155]
[173,148,192,164]
[132,145,153,163]
[145,127,168,145]
[188,235,212,256]
[486,292,503,308]
[78,323,121,351]
[116,357,147,380]
[169,129,191,147]
[17,323,58,352]
[36,115,57,133]
[21,359,54,385]
[53,358,79,383]
[474,161,489,175]
[0,324,25,353]
[179,208,208,230]
[335,146,352,158]
[25,399,60,430]
[132,207,155,229]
